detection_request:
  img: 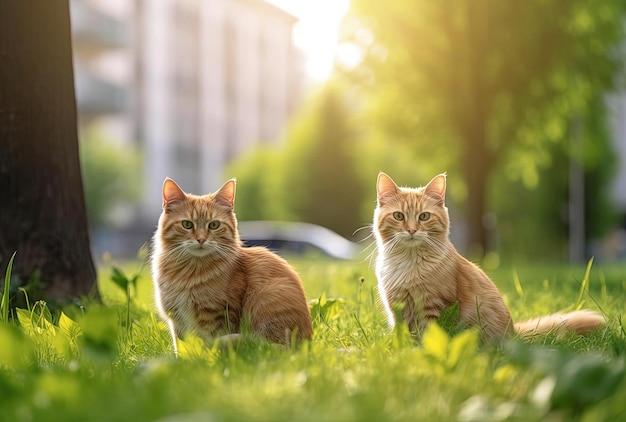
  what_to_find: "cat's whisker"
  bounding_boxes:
[355,226,377,267]
[161,244,187,263]
[362,240,380,268]
[211,243,238,259]
[422,236,447,254]
[175,245,192,262]
[382,233,404,255]
[380,239,396,255]
[353,225,374,240]
[360,238,378,254]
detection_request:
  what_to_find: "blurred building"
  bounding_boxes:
[137,0,303,218]
[71,0,303,206]
[71,0,304,256]
[71,0,133,141]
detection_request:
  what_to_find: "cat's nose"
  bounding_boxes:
[197,238,206,244]
[407,229,417,235]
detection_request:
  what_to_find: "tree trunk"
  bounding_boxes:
[460,0,492,258]
[459,78,491,256]
[463,144,490,257]
[0,1,98,304]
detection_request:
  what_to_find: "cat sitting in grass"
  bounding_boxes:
[373,172,604,339]
[151,178,312,353]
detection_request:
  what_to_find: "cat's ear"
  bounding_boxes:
[377,172,399,205]
[162,178,186,208]
[424,173,446,205]
[214,178,236,208]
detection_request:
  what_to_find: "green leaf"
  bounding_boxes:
[129,273,140,291]
[423,323,449,361]
[309,294,344,322]
[16,305,55,336]
[58,311,82,340]
[78,306,120,362]
[1,251,17,323]
[438,301,461,335]
[31,301,53,327]
[448,329,479,369]
[319,292,327,308]
[51,328,73,358]
[178,333,211,361]
[550,353,624,411]
[110,267,129,292]
[0,324,34,369]
[16,307,31,331]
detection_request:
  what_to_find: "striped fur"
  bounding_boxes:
[374,172,604,340]
[151,178,312,352]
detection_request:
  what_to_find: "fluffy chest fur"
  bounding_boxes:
[152,246,245,337]
[375,242,458,312]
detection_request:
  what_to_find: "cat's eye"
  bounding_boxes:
[181,220,193,229]
[392,212,405,221]
[419,212,431,221]
[208,220,221,230]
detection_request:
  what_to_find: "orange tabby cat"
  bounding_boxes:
[151,178,312,352]
[374,172,604,339]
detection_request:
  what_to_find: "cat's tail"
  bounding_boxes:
[514,310,605,337]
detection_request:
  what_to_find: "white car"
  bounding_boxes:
[237,221,360,260]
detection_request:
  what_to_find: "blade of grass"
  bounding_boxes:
[512,268,524,301]
[599,271,608,304]
[352,312,371,346]
[2,251,17,323]
[576,257,594,310]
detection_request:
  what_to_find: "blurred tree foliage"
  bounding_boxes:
[342,0,626,256]
[285,85,366,238]
[581,97,619,242]
[229,84,367,238]
[228,147,291,222]
[79,126,142,229]
[493,95,618,260]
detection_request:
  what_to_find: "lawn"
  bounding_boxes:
[1,255,626,422]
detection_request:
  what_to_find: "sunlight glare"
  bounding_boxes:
[267,0,350,81]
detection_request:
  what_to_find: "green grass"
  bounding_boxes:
[2,256,626,422]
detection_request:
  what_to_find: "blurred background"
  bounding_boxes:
[71,0,626,265]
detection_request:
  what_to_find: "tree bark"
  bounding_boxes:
[459,0,491,257]
[0,1,97,304]
[463,142,490,257]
